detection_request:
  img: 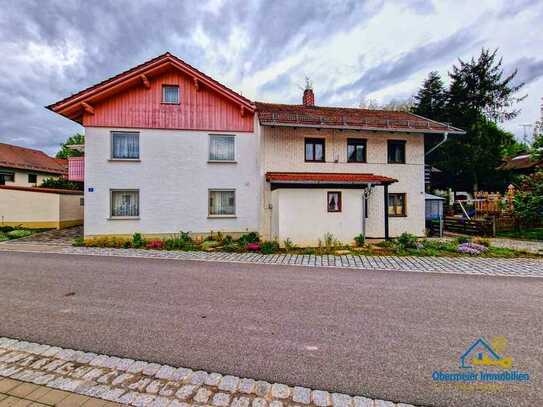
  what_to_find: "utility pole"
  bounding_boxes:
[519,124,533,145]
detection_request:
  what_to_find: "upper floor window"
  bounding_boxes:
[111,131,139,159]
[209,135,235,161]
[388,193,406,217]
[305,138,325,162]
[162,85,179,104]
[388,140,406,164]
[0,171,14,185]
[347,139,367,163]
[28,174,37,183]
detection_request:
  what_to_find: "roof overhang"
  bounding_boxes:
[260,121,464,134]
[47,53,255,123]
[266,172,397,190]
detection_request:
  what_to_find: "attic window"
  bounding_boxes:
[162,85,179,104]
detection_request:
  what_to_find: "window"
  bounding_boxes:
[0,171,14,185]
[388,140,406,164]
[305,138,325,162]
[111,132,139,159]
[209,190,236,216]
[388,193,406,217]
[80,197,84,206]
[162,85,179,104]
[111,190,139,218]
[347,139,367,163]
[209,135,235,161]
[28,174,37,183]
[327,191,341,212]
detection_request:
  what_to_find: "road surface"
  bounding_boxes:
[0,251,541,407]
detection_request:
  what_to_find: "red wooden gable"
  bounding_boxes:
[48,53,255,133]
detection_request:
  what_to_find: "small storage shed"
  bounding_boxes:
[425,193,445,221]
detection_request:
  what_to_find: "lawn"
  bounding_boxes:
[497,228,543,241]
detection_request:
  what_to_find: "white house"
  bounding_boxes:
[49,52,463,245]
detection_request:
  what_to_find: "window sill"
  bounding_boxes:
[207,160,237,164]
[108,159,141,162]
[389,215,408,218]
[108,217,140,220]
[160,102,180,105]
[207,215,237,219]
[347,161,368,164]
[387,162,406,165]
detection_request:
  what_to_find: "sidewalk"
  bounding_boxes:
[0,337,409,407]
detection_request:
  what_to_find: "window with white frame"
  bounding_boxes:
[111,190,139,217]
[209,190,235,216]
[111,132,139,159]
[162,85,179,104]
[209,135,235,161]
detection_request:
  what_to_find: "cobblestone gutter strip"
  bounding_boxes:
[0,337,415,407]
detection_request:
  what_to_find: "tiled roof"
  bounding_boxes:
[255,102,464,134]
[498,153,543,170]
[0,143,67,175]
[266,172,397,185]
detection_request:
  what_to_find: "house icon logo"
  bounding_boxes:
[460,337,513,369]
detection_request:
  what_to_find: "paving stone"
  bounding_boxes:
[101,387,127,402]
[112,373,136,386]
[292,387,311,404]
[252,398,268,407]
[190,370,208,385]
[80,384,111,398]
[42,347,62,358]
[44,360,65,372]
[128,377,152,392]
[97,371,118,384]
[31,373,56,385]
[116,358,136,371]
[331,393,352,407]
[231,396,251,407]
[157,381,178,397]
[238,378,256,394]
[18,355,38,367]
[270,401,283,407]
[149,396,171,407]
[26,343,50,355]
[255,381,271,398]
[82,368,106,381]
[66,351,85,362]
[30,358,51,369]
[271,383,290,399]
[194,388,212,403]
[169,401,190,407]
[127,360,148,374]
[70,365,93,379]
[89,355,110,368]
[131,392,156,407]
[311,390,331,407]
[47,377,84,392]
[142,363,161,376]
[212,392,231,407]
[352,397,374,407]
[55,349,76,361]
[0,366,22,377]
[118,391,139,405]
[55,362,76,375]
[146,380,164,395]
[217,375,238,391]
[76,352,97,364]
[172,368,192,382]
[205,372,222,386]
[155,366,176,380]
[175,384,197,401]
[373,401,395,407]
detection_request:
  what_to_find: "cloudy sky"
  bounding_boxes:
[1,0,542,155]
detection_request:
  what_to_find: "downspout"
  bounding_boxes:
[425,132,448,156]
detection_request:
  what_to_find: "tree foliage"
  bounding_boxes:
[56,133,85,159]
[412,49,526,191]
[512,170,543,225]
[40,177,83,191]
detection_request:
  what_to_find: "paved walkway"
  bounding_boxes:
[0,243,541,278]
[0,338,408,407]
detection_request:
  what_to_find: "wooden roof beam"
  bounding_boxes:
[140,74,151,89]
[193,77,200,91]
[81,102,94,115]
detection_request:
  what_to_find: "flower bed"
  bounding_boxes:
[0,226,40,242]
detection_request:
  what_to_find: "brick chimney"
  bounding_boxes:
[302,78,314,106]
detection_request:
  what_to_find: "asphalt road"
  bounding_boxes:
[0,252,541,407]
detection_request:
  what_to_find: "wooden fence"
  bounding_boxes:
[433,217,496,236]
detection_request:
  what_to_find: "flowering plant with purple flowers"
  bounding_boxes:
[457,242,488,255]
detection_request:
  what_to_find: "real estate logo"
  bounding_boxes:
[432,337,530,384]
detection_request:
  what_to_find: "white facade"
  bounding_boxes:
[259,126,426,244]
[84,127,260,237]
[0,168,58,187]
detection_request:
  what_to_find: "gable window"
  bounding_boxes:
[111,131,139,159]
[388,140,406,164]
[209,189,236,216]
[327,191,341,212]
[111,190,139,218]
[162,85,179,104]
[388,193,406,217]
[305,138,325,162]
[347,139,367,163]
[0,171,14,185]
[209,135,235,161]
[28,174,37,184]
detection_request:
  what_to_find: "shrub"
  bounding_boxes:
[354,234,365,247]
[146,239,164,250]
[84,236,129,248]
[246,242,261,251]
[223,235,233,245]
[473,236,491,247]
[397,233,418,249]
[132,233,145,248]
[0,226,16,233]
[7,229,32,239]
[164,232,193,250]
[283,238,296,251]
[72,237,84,247]
[0,233,9,242]
[455,236,471,244]
[238,232,259,245]
[40,177,83,191]
[260,240,280,254]
[222,242,242,252]
[201,240,221,251]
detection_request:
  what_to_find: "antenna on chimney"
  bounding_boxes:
[305,76,313,90]
[302,77,315,106]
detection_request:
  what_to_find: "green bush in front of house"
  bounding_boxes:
[7,229,32,239]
